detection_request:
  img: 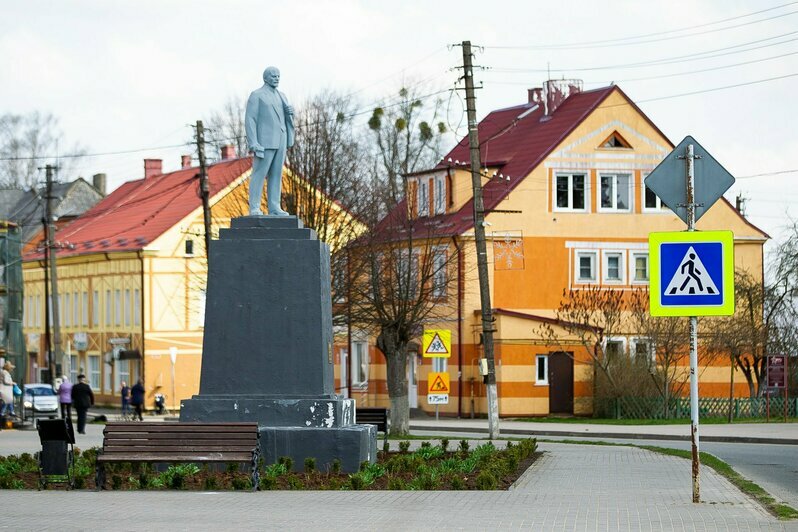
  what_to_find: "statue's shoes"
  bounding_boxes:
[249,209,263,216]
[270,209,290,216]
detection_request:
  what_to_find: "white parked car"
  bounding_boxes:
[23,384,59,418]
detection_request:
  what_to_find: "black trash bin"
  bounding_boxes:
[36,418,76,489]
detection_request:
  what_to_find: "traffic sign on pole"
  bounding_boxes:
[649,231,735,317]
[644,135,735,225]
[422,329,451,358]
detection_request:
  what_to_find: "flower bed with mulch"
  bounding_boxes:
[0,438,539,491]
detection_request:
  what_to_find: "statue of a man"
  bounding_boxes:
[245,66,294,216]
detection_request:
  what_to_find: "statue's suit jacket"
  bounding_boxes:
[245,85,295,151]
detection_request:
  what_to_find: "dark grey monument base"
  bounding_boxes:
[260,425,377,473]
[180,395,355,427]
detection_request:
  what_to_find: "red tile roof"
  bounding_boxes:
[24,158,251,260]
[375,85,655,238]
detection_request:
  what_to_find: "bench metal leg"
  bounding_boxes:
[95,464,106,491]
[251,448,261,492]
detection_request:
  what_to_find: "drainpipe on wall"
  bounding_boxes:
[346,247,352,400]
[138,251,146,383]
[453,235,463,419]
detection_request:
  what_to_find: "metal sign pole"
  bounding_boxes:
[685,143,701,503]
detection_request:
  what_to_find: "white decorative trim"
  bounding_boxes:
[565,241,647,250]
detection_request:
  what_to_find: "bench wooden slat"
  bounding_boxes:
[104,424,257,433]
[102,432,257,440]
[104,445,257,452]
[104,439,256,446]
[97,453,253,462]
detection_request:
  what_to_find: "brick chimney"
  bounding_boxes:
[541,79,583,119]
[144,159,162,179]
[528,88,544,106]
[92,173,107,196]
[181,155,192,169]
[221,144,236,160]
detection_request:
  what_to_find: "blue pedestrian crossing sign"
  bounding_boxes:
[649,231,735,316]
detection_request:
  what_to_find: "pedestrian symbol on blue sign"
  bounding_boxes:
[661,242,723,307]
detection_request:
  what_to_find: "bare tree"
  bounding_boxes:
[346,207,462,435]
[628,288,692,417]
[542,286,627,397]
[0,112,85,189]
[367,86,447,211]
[204,96,248,159]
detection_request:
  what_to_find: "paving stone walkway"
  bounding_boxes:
[2,441,790,531]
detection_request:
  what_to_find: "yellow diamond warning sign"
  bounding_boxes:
[422,329,451,358]
[427,372,450,394]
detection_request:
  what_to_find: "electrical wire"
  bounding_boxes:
[485,2,798,50]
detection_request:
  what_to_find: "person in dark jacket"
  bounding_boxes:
[70,375,94,434]
[130,379,145,421]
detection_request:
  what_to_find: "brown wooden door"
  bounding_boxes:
[549,352,574,414]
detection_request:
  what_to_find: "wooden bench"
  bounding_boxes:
[356,407,389,446]
[95,422,260,491]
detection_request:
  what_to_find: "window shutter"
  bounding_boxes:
[407,179,417,218]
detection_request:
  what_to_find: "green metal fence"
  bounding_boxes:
[595,396,798,420]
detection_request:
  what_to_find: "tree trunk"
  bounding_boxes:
[377,328,410,435]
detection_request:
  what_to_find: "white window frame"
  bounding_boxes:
[642,175,669,213]
[93,290,99,327]
[598,172,632,212]
[417,179,430,217]
[88,354,100,391]
[105,289,111,327]
[64,293,71,327]
[73,291,79,328]
[630,252,650,284]
[631,337,655,363]
[575,251,598,283]
[350,339,369,387]
[115,289,121,326]
[134,289,141,326]
[553,172,589,212]
[433,174,446,215]
[535,354,548,385]
[36,295,41,327]
[395,249,419,300]
[602,251,625,284]
[124,289,131,327]
[604,337,627,359]
[82,291,89,327]
[432,247,447,298]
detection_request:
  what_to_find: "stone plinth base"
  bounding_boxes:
[260,425,377,473]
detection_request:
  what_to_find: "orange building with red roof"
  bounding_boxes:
[347,81,767,418]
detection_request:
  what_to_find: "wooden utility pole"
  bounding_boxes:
[195,120,212,258]
[460,40,499,439]
[44,164,62,385]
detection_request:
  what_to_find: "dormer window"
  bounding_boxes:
[417,179,429,217]
[599,131,632,149]
[433,174,446,215]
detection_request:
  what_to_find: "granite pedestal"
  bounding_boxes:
[180,216,375,472]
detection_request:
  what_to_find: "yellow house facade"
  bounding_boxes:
[348,81,767,418]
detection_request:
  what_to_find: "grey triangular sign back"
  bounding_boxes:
[644,135,735,225]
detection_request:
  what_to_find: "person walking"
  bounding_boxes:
[70,375,94,434]
[130,379,145,421]
[0,361,17,418]
[120,381,131,418]
[58,375,73,420]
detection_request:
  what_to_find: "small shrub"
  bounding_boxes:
[231,477,251,491]
[72,476,86,489]
[449,475,466,490]
[259,476,277,490]
[137,471,150,489]
[287,476,305,490]
[420,441,431,449]
[387,476,406,490]
[440,438,449,452]
[203,476,219,490]
[359,460,369,472]
[170,472,185,489]
[459,440,470,453]
[347,474,365,490]
[304,457,316,473]
[225,462,239,473]
[399,441,410,453]
[278,456,294,471]
[475,470,497,490]
[330,459,341,474]
[111,475,123,490]
[382,440,390,453]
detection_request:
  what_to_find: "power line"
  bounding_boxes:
[485,2,798,50]
[737,169,798,178]
[489,31,798,73]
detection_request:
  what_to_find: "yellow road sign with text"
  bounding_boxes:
[422,329,451,358]
[427,372,450,394]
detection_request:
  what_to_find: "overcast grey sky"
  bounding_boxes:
[2,0,796,248]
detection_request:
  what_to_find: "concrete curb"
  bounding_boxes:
[409,423,798,445]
